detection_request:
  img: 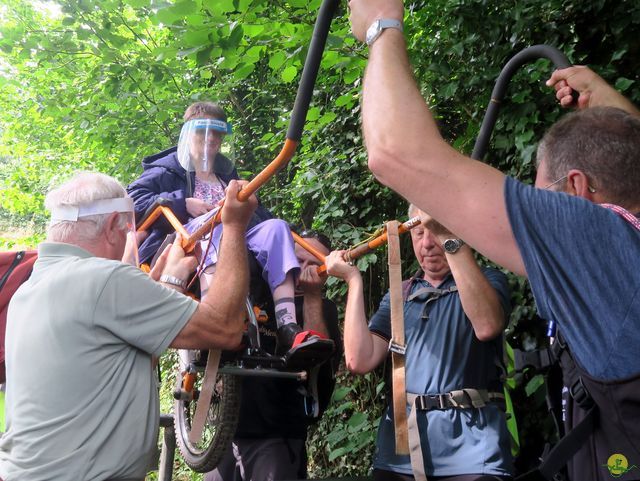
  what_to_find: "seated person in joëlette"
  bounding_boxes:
[127,101,331,356]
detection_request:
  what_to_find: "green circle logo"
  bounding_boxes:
[608,454,629,477]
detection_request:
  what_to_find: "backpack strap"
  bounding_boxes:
[516,331,597,481]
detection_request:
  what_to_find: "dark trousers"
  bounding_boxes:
[205,437,306,481]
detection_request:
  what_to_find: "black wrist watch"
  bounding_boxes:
[442,238,465,254]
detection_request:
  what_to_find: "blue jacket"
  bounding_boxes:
[127,147,273,264]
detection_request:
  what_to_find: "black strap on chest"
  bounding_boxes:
[517,332,597,481]
[402,273,458,304]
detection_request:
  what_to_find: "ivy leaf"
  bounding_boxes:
[615,77,634,91]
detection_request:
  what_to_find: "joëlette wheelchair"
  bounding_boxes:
[136,197,341,471]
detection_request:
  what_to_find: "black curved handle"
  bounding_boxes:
[286,0,340,141]
[471,44,576,160]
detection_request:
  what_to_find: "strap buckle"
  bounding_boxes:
[389,340,406,355]
[569,377,594,409]
[414,394,448,410]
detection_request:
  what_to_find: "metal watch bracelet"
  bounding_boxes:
[159,274,187,289]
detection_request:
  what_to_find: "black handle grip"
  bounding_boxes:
[471,45,576,160]
[286,0,339,141]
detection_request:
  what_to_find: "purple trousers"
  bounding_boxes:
[185,217,300,291]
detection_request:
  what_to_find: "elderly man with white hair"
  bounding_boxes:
[0,171,257,481]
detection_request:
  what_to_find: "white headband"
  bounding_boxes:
[50,197,134,222]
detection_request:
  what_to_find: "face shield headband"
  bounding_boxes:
[50,197,141,267]
[49,197,134,222]
[176,118,235,176]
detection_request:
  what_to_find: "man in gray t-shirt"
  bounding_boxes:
[0,172,257,481]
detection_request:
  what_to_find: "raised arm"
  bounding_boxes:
[325,251,387,374]
[547,66,640,116]
[348,0,524,275]
[170,180,257,350]
[298,263,330,337]
[426,219,507,341]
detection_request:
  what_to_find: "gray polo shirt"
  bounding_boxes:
[0,243,197,480]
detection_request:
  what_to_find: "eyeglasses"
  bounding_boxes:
[542,175,567,190]
[542,174,597,193]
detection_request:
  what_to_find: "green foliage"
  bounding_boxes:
[1,0,639,477]
[307,370,385,478]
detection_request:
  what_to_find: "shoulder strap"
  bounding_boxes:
[387,220,409,455]
[401,278,413,303]
[517,331,597,481]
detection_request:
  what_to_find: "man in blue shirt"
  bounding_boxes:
[326,206,512,481]
[345,1,640,478]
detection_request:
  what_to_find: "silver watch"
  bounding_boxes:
[442,238,465,254]
[365,18,403,46]
[160,274,187,289]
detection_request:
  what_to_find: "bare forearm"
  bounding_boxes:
[363,32,443,180]
[302,292,329,337]
[203,225,249,325]
[362,33,524,275]
[593,87,640,116]
[171,227,249,350]
[446,247,505,341]
[193,226,248,348]
[343,274,384,374]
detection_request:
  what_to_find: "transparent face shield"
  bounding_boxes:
[49,197,140,267]
[121,212,140,267]
[176,118,234,177]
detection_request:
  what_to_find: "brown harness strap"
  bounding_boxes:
[188,349,221,444]
[387,220,409,455]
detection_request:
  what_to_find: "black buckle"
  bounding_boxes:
[415,394,448,411]
[569,377,594,409]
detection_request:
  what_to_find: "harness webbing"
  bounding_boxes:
[387,220,409,456]
[515,332,596,481]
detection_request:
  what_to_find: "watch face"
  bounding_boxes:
[365,20,380,45]
[443,239,462,253]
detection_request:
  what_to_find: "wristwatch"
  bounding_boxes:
[442,238,465,254]
[160,274,187,289]
[365,18,403,46]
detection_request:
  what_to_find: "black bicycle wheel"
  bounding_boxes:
[174,369,241,472]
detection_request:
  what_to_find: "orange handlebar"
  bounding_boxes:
[291,232,326,263]
[316,216,422,274]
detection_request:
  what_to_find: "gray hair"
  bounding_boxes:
[537,107,640,208]
[45,172,129,243]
